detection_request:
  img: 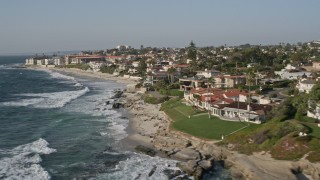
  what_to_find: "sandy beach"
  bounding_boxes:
[41,67,320,179]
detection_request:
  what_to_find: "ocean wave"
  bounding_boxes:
[0,138,56,180]
[48,71,75,81]
[37,69,76,81]
[96,152,186,180]
[1,87,90,109]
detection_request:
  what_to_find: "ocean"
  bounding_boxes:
[0,56,187,180]
[0,56,230,180]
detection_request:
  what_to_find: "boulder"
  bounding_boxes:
[135,145,156,157]
[177,160,197,175]
[173,148,200,161]
[111,90,123,99]
[198,159,214,170]
[112,103,123,109]
[177,160,204,179]
[193,166,204,180]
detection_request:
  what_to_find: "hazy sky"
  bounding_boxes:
[0,0,320,54]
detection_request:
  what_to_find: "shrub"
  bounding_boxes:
[144,95,169,104]
[144,95,158,104]
[100,65,117,74]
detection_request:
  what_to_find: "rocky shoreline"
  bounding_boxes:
[120,90,320,180]
[34,67,320,180]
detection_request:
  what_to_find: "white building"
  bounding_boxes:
[53,57,64,66]
[44,59,54,65]
[36,59,45,65]
[296,79,317,93]
[284,64,297,70]
[196,69,220,78]
[25,58,36,65]
[274,70,311,80]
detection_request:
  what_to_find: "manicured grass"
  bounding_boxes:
[172,114,247,140]
[174,103,202,116]
[162,98,247,140]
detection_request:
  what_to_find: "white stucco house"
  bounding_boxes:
[196,69,220,78]
[274,70,311,80]
[296,79,317,93]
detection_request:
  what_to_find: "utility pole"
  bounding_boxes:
[207,78,211,119]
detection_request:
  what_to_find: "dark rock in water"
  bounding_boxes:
[112,103,123,109]
[134,173,141,180]
[173,170,182,176]
[135,145,156,157]
[148,165,157,177]
[163,169,190,180]
[177,160,204,180]
[177,161,197,175]
[193,167,204,180]
[111,90,123,99]
[198,159,214,170]
[103,159,119,168]
[105,101,110,105]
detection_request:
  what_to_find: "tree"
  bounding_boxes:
[167,67,176,84]
[137,58,147,77]
[207,77,215,88]
[187,41,197,61]
[154,80,168,91]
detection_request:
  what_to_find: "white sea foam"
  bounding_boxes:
[1,87,90,109]
[0,138,56,180]
[2,98,45,107]
[39,69,76,81]
[96,152,188,180]
[74,82,83,87]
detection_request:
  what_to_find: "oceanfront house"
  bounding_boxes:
[53,57,65,66]
[88,61,108,72]
[64,55,105,65]
[26,56,52,66]
[146,71,170,85]
[296,78,317,93]
[210,102,272,124]
[25,58,36,65]
[179,77,206,91]
[185,88,273,123]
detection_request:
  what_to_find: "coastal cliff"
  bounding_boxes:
[122,90,320,180]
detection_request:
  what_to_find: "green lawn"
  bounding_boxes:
[162,98,248,140]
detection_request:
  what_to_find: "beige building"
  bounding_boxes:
[313,62,320,71]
